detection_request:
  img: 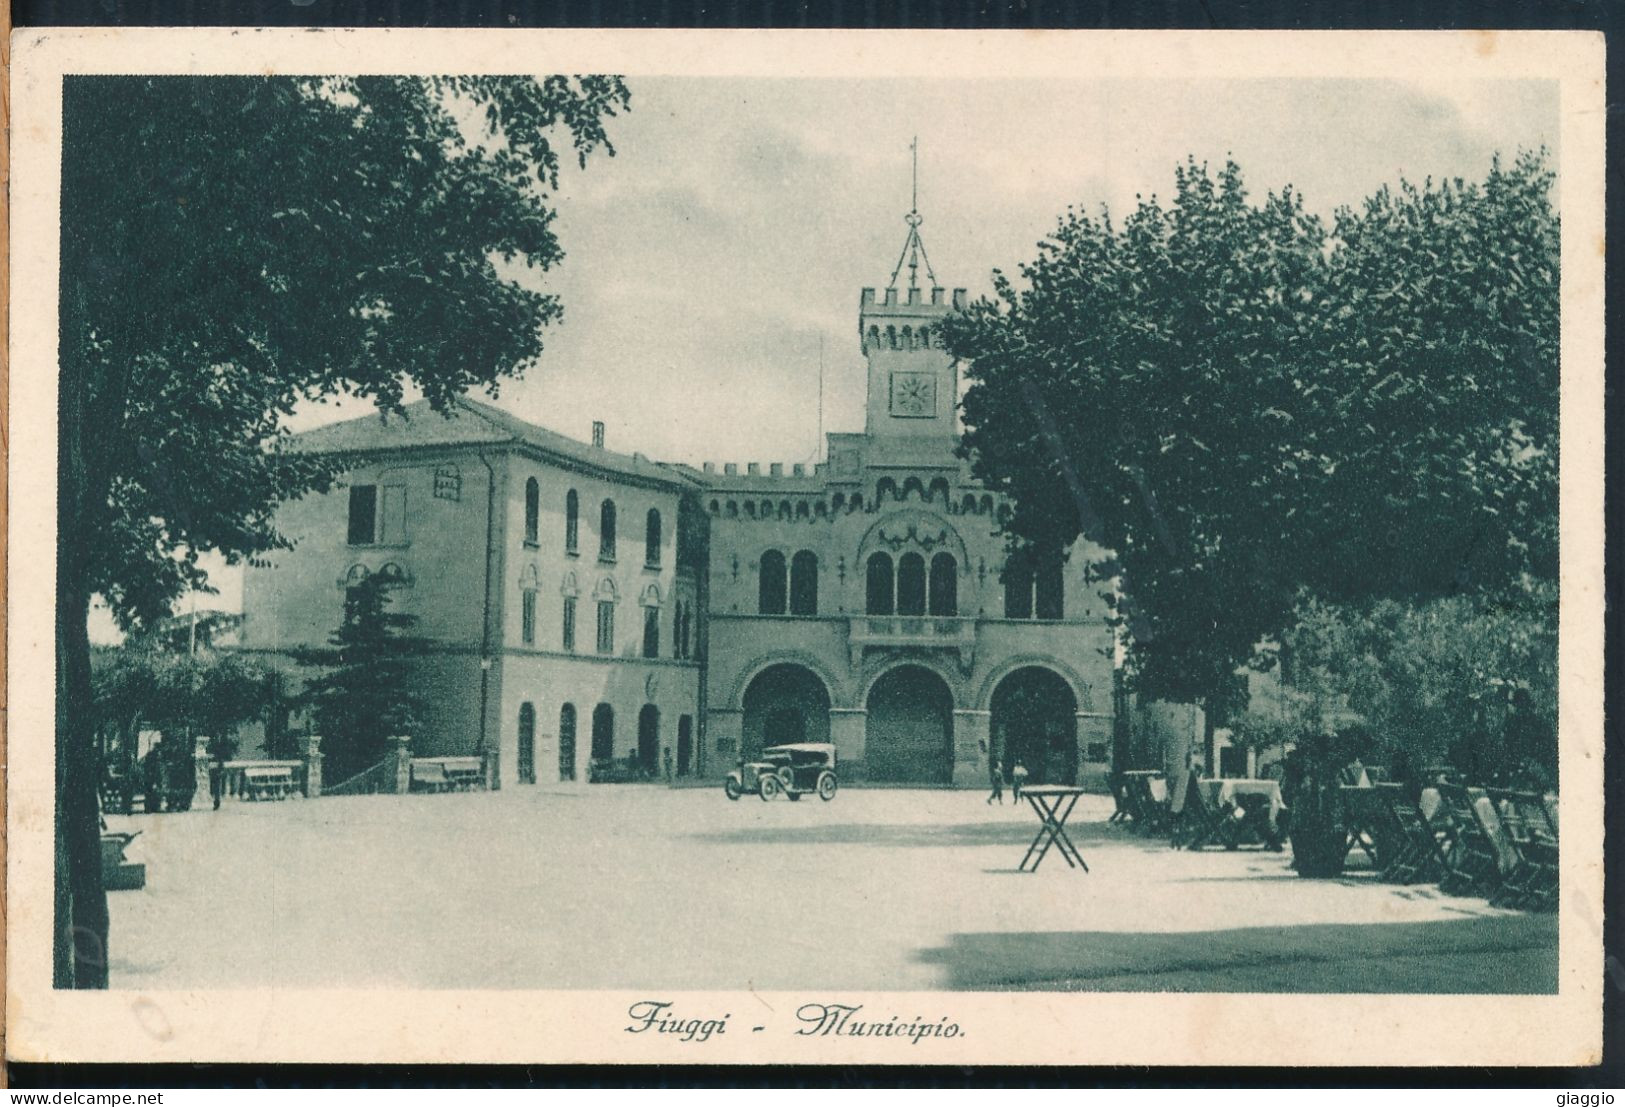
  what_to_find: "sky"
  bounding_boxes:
[94,75,1559,639]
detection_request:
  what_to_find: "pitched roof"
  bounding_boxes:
[287,397,697,489]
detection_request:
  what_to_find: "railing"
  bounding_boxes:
[847,615,977,672]
[849,615,977,644]
[218,759,305,801]
[323,758,394,797]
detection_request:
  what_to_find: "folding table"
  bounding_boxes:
[1017,785,1090,873]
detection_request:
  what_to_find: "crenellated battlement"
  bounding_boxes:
[859,286,968,314]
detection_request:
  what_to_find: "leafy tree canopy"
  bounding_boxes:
[62,74,631,631]
[944,152,1558,707]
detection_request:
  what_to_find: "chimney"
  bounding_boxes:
[591,421,605,448]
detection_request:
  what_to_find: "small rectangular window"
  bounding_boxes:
[347,485,377,545]
[596,601,614,655]
[642,607,660,659]
[521,590,536,646]
[562,597,577,652]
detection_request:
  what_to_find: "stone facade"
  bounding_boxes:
[241,259,1120,789]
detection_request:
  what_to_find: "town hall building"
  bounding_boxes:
[240,214,1122,790]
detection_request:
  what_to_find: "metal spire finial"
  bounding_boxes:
[889,136,938,291]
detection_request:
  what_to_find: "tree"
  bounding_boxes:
[944,152,1558,765]
[299,577,428,784]
[57,74,629,986]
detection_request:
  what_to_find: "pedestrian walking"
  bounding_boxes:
[986,758,1004,805]
[1012,760,1029,802]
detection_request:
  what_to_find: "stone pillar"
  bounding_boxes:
[388,735,413,794]
[482,748,499,791]
[302,735,323,798]
[193,736,213,804]
[828,708,867,784]
[952,710,991,789]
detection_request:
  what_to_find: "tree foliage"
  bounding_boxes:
[92,647,273,752]
[56,74,629,987]
[63,74,630,629]
[945,152,1558,712]
[298,578,429,784]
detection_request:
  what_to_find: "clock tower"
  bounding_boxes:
[859,197,966,444]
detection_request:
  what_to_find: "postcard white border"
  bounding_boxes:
[6,27,1607,1066]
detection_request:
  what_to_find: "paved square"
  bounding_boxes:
[106,787,1557,992]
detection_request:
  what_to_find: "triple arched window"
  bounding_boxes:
[866,551,957,616]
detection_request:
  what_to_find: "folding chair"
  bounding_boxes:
[1135,774,1173,837]
[1173,778,1230,850]
[1339,786,1383,869]
[1435,784,1508,899]
[1374,784,1448,884]
[1107,774,1135,825]
[1487,789,1558,911]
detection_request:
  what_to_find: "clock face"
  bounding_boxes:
[890,372,937,418]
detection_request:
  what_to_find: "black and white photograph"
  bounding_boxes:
[4,28,1606,1067]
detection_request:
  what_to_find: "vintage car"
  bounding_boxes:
[724,742,838,802]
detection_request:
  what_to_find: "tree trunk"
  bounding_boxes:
[55,339,109,989]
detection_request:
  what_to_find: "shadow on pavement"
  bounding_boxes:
[687,818,1154,849]
[917,914,1558,993]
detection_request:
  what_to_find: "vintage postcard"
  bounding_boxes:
[5,28,1606,1066]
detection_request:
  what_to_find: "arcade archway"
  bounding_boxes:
[990,666,1078,785]
[865,665,955,784]
[741,664,832,760]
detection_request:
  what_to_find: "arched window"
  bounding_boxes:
[599,499,616,561]
[866,553,895,616]
[725,500,738,518]
[897,552,927,616]
[524,478,540,546]
[901,325,913,349]
[638,704,660,775]
[565,489,579,553]
[832,493,846,512]
[709,499,720,516]
[517,703,536,785]
[929,477,951,504]
[876,478,897,503]
[1035,559,1065,620]
[744,501,757,519]
[981,494,994,515]
[1004,553,1035,620]
[759,550,788,615]
[919,326,931,348]
[790,551,818,616]
[645,508,662,566]
[867,325,881,351]
[795,501,810,520]
[591,703,614,763]
[929,553,958,616]
[558,703,577,781]
[849,493,864,512]
[961,493,978,515]
[762,500,774,518]
[887,325,898,349]
[519,563,539,646]
[779,500,792,520]
[902,476,925,501]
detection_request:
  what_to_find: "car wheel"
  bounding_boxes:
[724,778,742,801]
[817,771,838,801]
[759,775,781,801]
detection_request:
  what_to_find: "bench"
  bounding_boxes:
[442,758,483,791]
[101,831,146,891]
[242,765,295,801]
[411,761,450,792]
